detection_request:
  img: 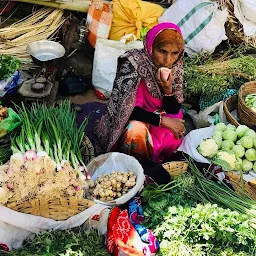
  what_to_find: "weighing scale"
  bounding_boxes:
[18,40,65,104]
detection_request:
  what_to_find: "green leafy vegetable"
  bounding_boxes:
[0,55,20,80]
[5,229,110,256]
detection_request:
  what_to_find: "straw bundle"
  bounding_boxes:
[225,0,256,47]
[0,8,65,63]
[197,55,256,79]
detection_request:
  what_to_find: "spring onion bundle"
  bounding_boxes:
[11,101,89,177]
[185,159,256,227]
[0,101,90,205]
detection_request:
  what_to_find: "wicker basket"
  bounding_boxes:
[237,81,256,128]
[82,135,95,165]
[223,95,240,127]
[228,172,256,200]
[162,161,189,177]
[225,0,256,47]
[6,196,95,221]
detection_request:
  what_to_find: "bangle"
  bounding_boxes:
[163,93,174,97]
[158,114,162,126]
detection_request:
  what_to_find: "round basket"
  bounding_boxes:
[82,135,95,165]
[223,95,240,127]
[237,81,256,128]
[228,172,256,200]
[162,161,188,177]
[225,0,256,46]
[6,196,95,221]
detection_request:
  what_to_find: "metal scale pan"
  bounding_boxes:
[19,40,65,101]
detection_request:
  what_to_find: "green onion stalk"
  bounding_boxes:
[11,101,90,179]
[186,158,256,227]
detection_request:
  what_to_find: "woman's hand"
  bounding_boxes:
[161,116,185,139]
[156,68,173,95]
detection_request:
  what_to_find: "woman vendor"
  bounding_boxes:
[95,22,186,163]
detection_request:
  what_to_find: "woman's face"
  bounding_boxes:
[152,42,180,68]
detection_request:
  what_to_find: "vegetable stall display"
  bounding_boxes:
[198,123,256,172]
[183,48,256,99]
[142,161,256,256]
[0,101,90,206]
[5,229,110,256]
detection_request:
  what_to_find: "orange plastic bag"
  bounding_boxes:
[109,0,164,41]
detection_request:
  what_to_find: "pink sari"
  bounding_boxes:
[119,80,183,163]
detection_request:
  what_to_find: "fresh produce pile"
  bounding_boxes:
[245,93,256,113]
[0,154,85,204]
[0,55,20,80]
[198,123,256,172]
[183,47,256,98]
[0,101,90,205]
[88,171,136,202]
[4,229,110,256]
[142,161,256,256]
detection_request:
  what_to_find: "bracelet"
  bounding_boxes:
[163,93,174,97]
[158,114,162,126]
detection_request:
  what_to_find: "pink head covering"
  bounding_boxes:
[145,22,183,56]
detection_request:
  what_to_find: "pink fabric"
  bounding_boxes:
[145,22,182,56]
[135,81,183,163]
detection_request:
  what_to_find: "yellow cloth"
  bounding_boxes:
[109,0,165,41]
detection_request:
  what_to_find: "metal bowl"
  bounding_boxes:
[26,40,65,62]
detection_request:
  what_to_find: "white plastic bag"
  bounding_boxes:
[177,126,215,164]
[159,0,228,55]
[87,152,145,206]
[92,35,144,98]
[232,0,256,36]
[0,204,109,251]
[191,101,227,128]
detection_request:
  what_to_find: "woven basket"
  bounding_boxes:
[237,81,256,128]
[228,172,256,200]
[6,196,95,221]
[225,0,256,47]
[162,161,189,177]
[223,95,240,127]
[82,135,95,165]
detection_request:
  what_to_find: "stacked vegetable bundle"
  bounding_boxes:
[183,48,256,99]
[198,123,256,172]
[0,101,89,205]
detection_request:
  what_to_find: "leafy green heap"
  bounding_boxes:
[6,229,110,256]
[183,48,256,98]
[0,55,20,80]
[142,161,256,256]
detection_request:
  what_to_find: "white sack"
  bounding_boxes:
[92,35,143,98]
[232,0,256,36]
[0,204,109,251]
[87,152,145,206]
[159,0,228,55]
